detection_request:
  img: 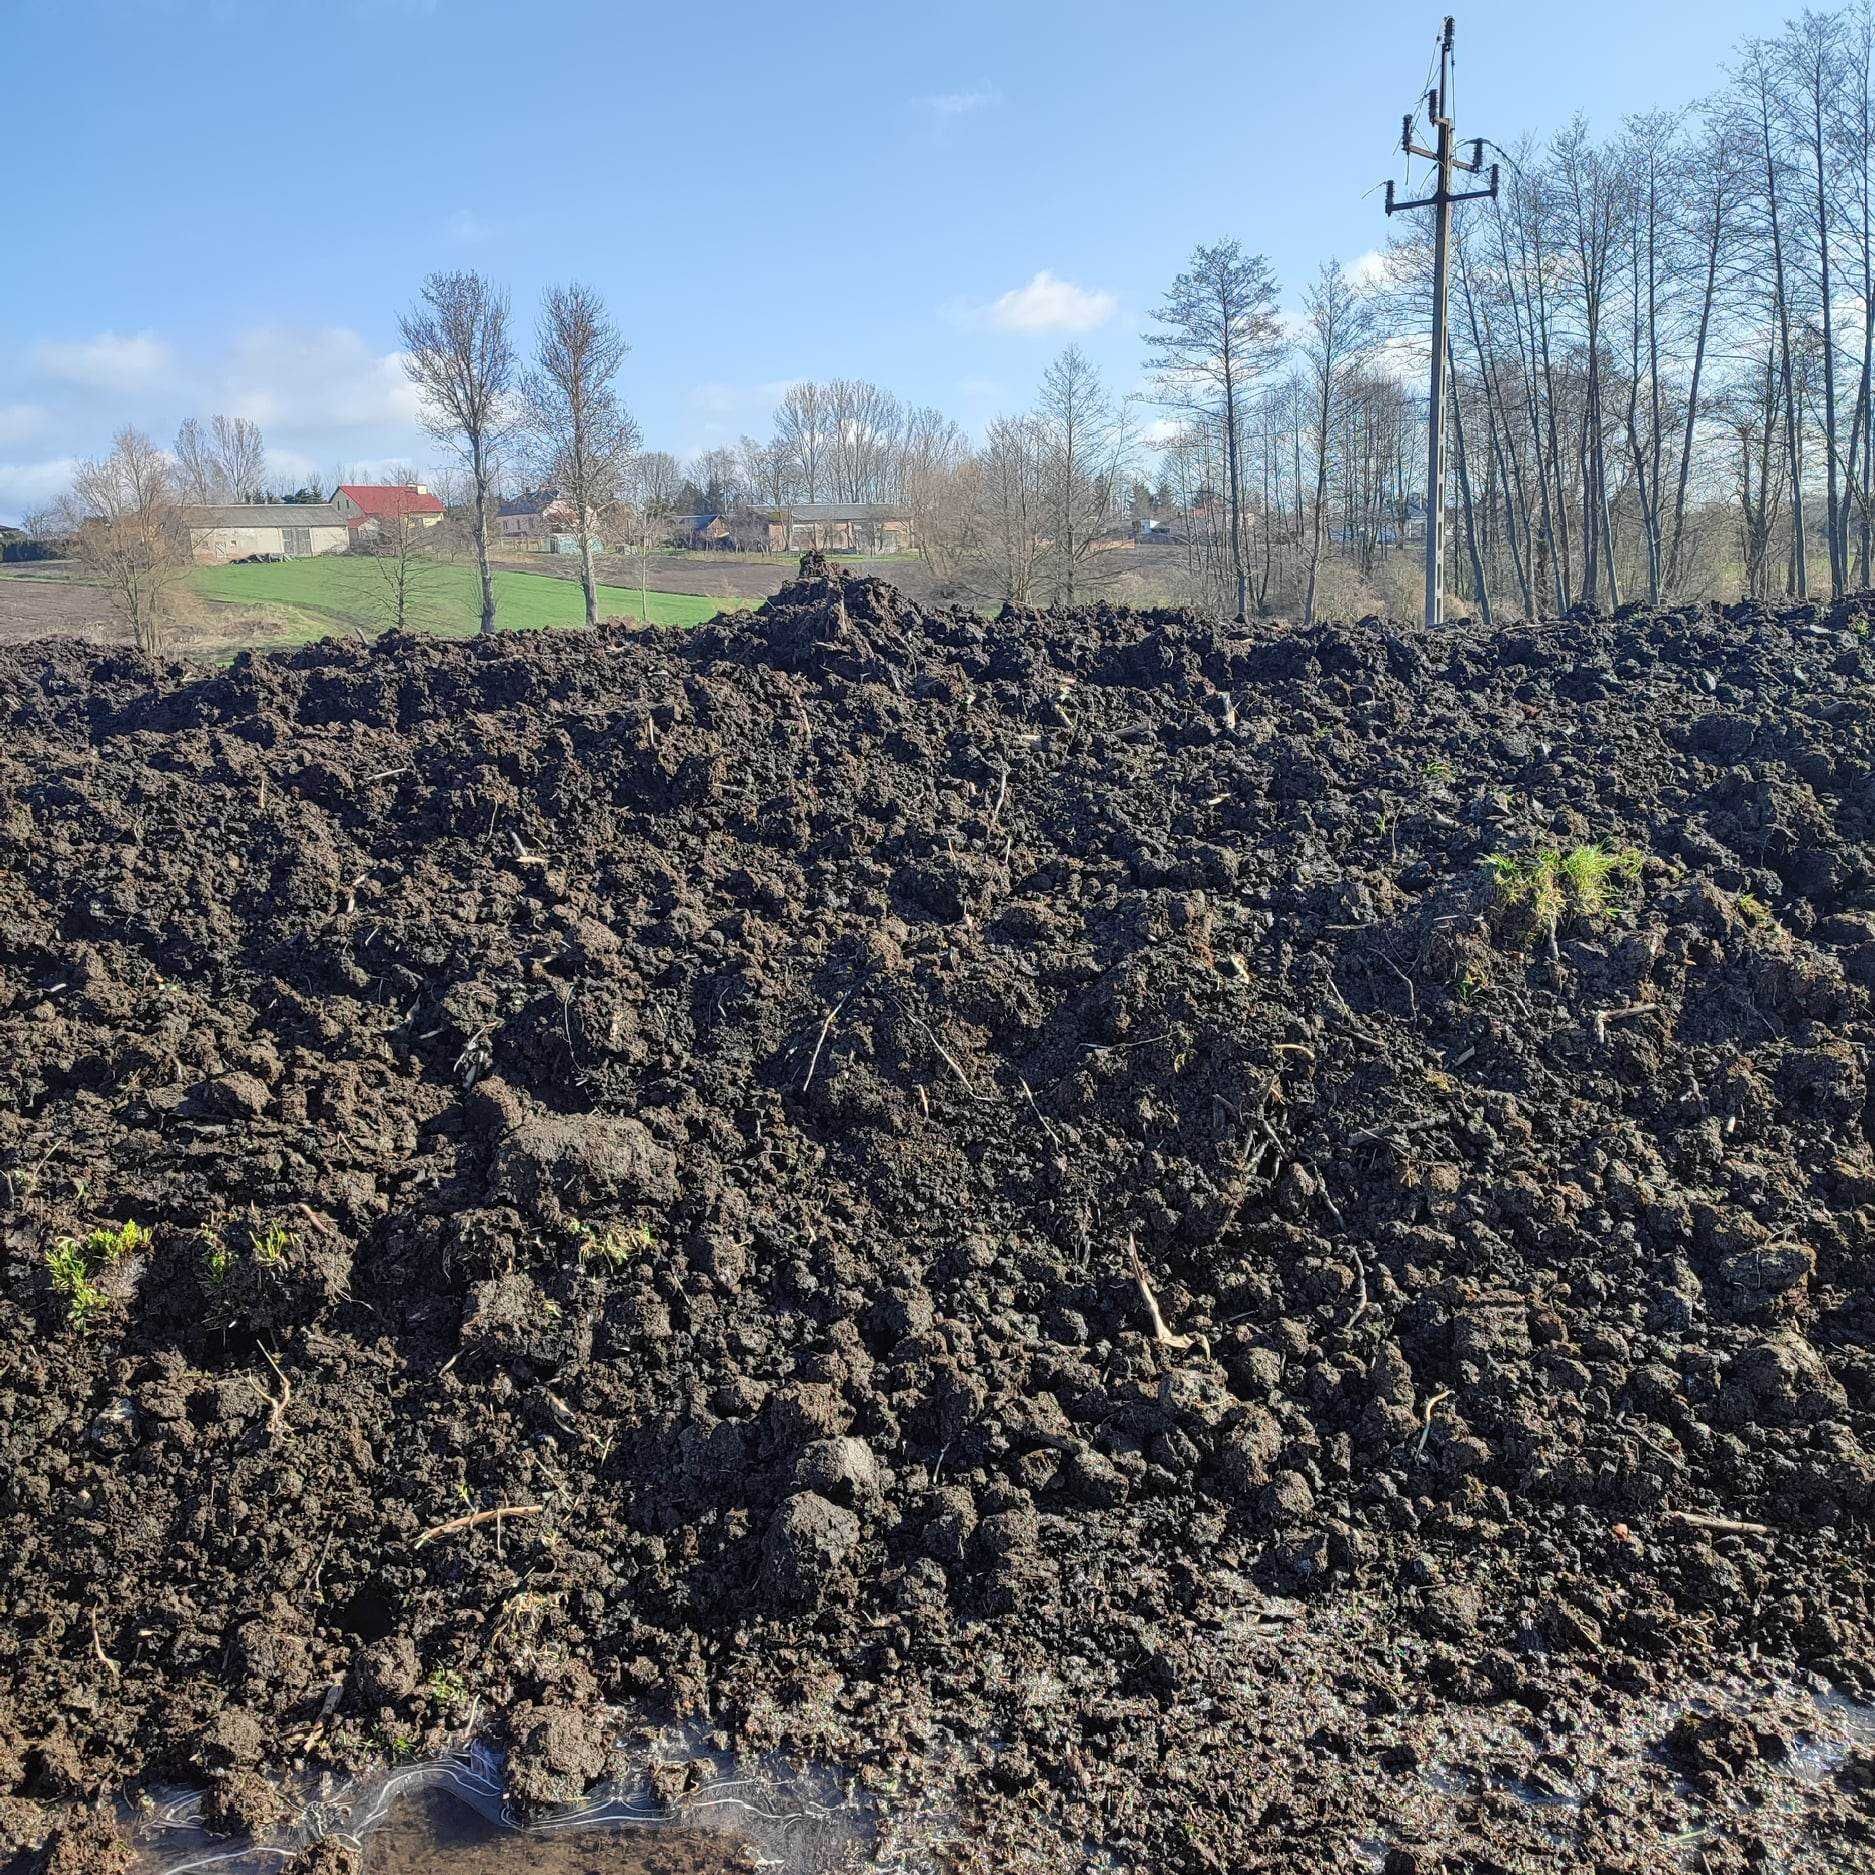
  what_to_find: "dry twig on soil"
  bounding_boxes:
[90,1612,119,1680]
[911,1016,989,1100]
[249,1347,292,1439]
[1128,1236,1211,1359]
[1415,1387,1452,1459]
[1662,1509,1773,1537]
[414,1504,545,1549]
[801,991,852,1096]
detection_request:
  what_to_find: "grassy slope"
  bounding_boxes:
[191,555,741,645]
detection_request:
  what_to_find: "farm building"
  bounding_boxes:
[673,513,738,550]
[331,483,445,539]
[765,503,911,554]
[181,503,350,565]
[496,490,578,547]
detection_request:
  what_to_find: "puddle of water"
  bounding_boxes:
[363,1787,737,1874]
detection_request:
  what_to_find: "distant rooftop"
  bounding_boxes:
[180,503,349,529]
[337,483,444,519]
[772,502,908,523]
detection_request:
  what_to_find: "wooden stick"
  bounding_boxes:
[1662,1509,1772,1537]
[415,1504,543,1549]
[1128,1237,1210,1358]
[801,991,851,1096]
[911,1017,988,1100]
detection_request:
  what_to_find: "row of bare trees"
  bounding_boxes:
[1168,3,1875,622]
[397,269,646,632]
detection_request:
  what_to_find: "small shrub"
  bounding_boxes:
[1487,842,1643,941]
[45,1220,152,1326]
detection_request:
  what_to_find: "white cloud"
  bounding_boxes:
[445,206,492,243]
[957,271,1119,336]
[0,456,80,519]
[1344,249,1391,290]
[212,326,424,432]
[689,379,797,418]
[1371,331,1425,385]
[0,404,49,447]
[915,84,1002,120]
[0,322,436,521]
[689,382,747,418]
[680,378,801,449]
[34,332,172,393]
[1139,416,1184,449]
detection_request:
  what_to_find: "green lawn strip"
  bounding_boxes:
[190,556,737,642]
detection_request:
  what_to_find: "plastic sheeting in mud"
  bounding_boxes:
[126,1729,909,1874]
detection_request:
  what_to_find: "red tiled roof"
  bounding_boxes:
[336,484,445,520]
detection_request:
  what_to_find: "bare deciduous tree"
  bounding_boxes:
[774,382,829,502]
[58,427,188,653]
[978,415,1050,603]
[170,413,266,504]
[172,418,219,504]
[1145,240,1284,620]
[357,463,443,634]
[522,281,641,628]
[1034,345,1131,604]
[1298,261,1376,625]
[212,416,266,501]
[630,450,683,514]
[400,270,515,634]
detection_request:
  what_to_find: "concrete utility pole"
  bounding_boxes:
[1385,16,1499,627]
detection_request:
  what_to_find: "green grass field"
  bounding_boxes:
[191,554,742,647]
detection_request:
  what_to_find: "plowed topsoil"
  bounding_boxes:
[3,557,1875,1874]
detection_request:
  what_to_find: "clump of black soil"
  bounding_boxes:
[3,556,1875,1872]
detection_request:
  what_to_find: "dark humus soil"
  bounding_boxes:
[3,556,1875,1872]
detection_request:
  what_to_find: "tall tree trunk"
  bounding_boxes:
[1449,346,1492,629]
[1669,177,1724,592]
[1221,356,1247,621]
[471,438,497,635]
[1812,83,1845,595]
[1760,82,1808,598]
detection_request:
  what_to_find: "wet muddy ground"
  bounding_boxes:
[361,1790,737,1875]
[3,559,1874,1870]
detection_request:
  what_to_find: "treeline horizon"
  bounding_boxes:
[47,4,1875,632]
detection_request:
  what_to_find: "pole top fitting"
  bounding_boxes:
[1443,15,1455,45]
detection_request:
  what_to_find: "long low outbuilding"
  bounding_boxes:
[182,503,351,564]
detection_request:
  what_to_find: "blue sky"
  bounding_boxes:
[1,0,1781,521]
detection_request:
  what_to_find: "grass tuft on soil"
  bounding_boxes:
[1486,839,1645,939]
[44,1220,151,1326]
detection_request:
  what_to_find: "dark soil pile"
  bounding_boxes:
[4,556,1875,1872]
